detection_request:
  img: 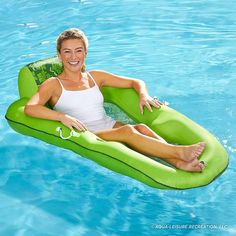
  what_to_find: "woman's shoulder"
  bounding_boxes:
[89,69,110,76]
[89,70,113,81]
[41,77,60,86]
[38,77,60,92]
[88,70,108,87]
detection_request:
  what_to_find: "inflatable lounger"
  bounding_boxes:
[5,57,229,190]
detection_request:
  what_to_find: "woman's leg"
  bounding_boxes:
[133,124,167,143]
[113,123,205,171]
[113,122,166,142]
[94,124,205,172]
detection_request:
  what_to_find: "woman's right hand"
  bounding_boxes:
[58,114,87,132]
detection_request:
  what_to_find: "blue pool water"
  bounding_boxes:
[1,0,236,235]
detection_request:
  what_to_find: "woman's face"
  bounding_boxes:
[58,39,87,73]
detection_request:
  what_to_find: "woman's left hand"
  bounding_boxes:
[139,94,162,114]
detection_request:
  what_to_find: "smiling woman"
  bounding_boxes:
[22,28,208,173]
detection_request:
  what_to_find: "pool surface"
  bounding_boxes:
[1,0,236,235]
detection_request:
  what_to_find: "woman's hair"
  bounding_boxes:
[57,28,89,72]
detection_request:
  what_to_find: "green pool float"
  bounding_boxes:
[5,57,229,189]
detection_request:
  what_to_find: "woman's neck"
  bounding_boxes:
[60,70,85,82]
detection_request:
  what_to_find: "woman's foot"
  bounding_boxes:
[171,158,205,172]
[177,142,206,162]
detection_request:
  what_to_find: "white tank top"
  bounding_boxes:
[53,72,116,132]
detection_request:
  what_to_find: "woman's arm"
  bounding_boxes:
[90,70,145,93]
[24,78,87,131]
[90,70,161,114]
[24,79,62,120]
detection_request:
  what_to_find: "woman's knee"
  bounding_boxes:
[119,124,137,138]
[95,124,143,143]
[94,124,135,141]
[134,123,149,133]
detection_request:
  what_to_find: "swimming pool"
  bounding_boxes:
[1,0,236,235]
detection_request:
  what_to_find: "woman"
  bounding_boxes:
[24,28,205,172]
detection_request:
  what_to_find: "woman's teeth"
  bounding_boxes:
[69,61,79,65]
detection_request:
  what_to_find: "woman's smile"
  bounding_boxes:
[68,60,80,66]
[68,61,79,65]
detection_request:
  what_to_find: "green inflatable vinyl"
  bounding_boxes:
[5,57,229,189]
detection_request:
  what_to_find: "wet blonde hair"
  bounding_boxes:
[57,28,89,72]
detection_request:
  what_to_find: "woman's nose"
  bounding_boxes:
[71,52,77,59]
